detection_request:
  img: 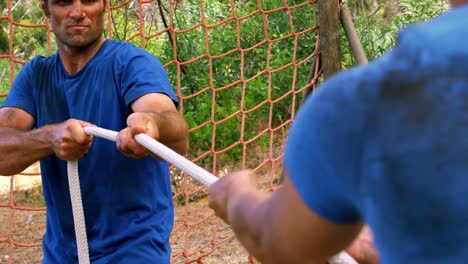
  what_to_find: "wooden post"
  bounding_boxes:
[317,0,342,78]
[341,4,368,65]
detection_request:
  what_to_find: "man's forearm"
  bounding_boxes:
[227,190,328,264]
[0,126,54,175]
[227,190,278,263]
[149,111,189,155]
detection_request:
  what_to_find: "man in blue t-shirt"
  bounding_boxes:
[209,1,468,264]
[0,0,188,263]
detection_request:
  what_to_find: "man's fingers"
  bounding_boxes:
[127,113,150,135]
[346,225,379,264]
[127,113,160,140]
[208,170,256,223]
[116,129,132,154]
[80,121,96,141]
[247,170,259,187]
[67,121,91,145]
[117,128,149,158]
[78,120,95,128]
[57,143,91,160]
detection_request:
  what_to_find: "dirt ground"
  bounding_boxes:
[0,186,254,264]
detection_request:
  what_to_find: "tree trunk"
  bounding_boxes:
[317,0,342,79]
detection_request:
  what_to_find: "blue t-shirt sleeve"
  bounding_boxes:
[1,60,36,118]
[118,47,179,109]
[284,70,368,224]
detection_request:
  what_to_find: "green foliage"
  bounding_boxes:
[0,29,8,53]
[0,0,451,194]
[142,0,317,171]
[0,0,49,105]
[341,0,448,67]
[0,0,8,54]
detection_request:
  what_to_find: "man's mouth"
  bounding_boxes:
[68,24,88,29]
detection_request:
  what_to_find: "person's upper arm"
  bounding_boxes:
[0,60,36,130]
[265,172,363,262]
[131,93,178,114]
[0,107,34,131]
[118,46,179,110]
[284,69,369,224]
[263,69,373,260]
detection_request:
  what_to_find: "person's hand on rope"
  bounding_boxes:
[208,170,258,224]
[117,112,160,159]
[346,225,380,264]
[50,119,94,160]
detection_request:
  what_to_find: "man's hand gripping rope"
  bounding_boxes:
[67,126,357,264]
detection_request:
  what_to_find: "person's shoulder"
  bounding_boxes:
[18,53,57,76]
[106,39,162,66]
[310,61,383,110]
[381,6,468,99]
[305,47,415,124]
[27,53,56,66]
[107,39,157,58]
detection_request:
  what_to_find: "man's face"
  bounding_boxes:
[42,0,106,49]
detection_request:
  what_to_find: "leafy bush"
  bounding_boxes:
[341,0,448,67]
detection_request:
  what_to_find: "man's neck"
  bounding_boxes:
[58,37,106,75]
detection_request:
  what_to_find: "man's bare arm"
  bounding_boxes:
[0,107,94,175]
[209,170,363,264]
[0,107,50,175]
[117,93,189,158]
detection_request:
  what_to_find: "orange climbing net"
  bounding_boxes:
[0,0,321,263]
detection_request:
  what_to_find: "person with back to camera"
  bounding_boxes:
[209,1,468,263]
[0,0,188,263]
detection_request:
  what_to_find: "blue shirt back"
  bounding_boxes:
[285,5,468,263]
[2,40,178,263]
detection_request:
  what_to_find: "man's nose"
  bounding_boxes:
[69,2,84,19]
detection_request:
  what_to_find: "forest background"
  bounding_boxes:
[0,0,448,171]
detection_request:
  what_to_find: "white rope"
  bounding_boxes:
[329,252,359,264]
[67,160,90,264]
[82,127,217,186]
[66,126,357,264]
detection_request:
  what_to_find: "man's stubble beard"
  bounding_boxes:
[52,17,105,51]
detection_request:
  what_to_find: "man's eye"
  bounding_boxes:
[53,0,71,5]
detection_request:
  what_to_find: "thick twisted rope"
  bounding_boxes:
[67,160,90,264]
[67,126,357,264]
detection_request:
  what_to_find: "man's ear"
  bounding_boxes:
[41,0,50,17]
